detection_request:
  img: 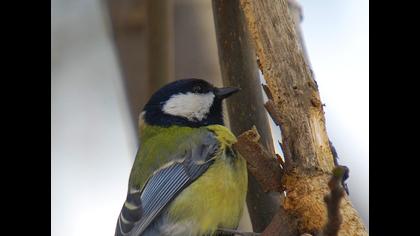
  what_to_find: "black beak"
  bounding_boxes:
[214,87,241,99]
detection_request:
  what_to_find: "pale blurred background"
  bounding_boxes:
[51,0,368,235]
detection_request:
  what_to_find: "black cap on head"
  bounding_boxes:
[143,79,239,127]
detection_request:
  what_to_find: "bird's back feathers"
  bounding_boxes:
[115,125,224,236]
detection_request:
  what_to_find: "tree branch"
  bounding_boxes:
[234,132,351,236]
[212,0,281,231]
[260,204,299,236]
[233,127,298,236]
[319,166,347,236]
[238,0,368,234]
[233,127,284,193]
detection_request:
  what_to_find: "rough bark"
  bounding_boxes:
[212,0,281,232]
[233,127,284,193]
[239,0,368,235]
[233,128,298,236]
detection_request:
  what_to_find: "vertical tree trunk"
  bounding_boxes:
[212,0,280,232]
[239,0,368,235]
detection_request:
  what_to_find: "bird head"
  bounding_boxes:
[142,78,240,127]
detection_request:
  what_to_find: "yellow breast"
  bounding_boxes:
[167,125,248,235]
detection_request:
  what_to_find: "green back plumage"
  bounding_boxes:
[129,124,211,191]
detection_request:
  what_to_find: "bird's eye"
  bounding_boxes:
[192,86,202,93]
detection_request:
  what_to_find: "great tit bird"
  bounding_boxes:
[115,79,248,236]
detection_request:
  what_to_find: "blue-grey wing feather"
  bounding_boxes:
[115,132,219,236]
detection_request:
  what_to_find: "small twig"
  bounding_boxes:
[264,100,283,126]
[328,140,350,195]
[233,127,284,192]
[328,140,339,166]
[319,166,346,236]
[217,228,261,236]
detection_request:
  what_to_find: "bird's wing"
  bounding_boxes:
[115,131,220,236]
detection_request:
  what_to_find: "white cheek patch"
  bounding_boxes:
[162,92,215,121]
